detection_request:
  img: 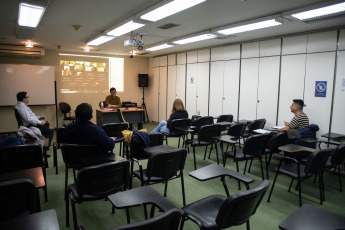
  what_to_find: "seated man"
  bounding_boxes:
[277,99,309,132]
[105,87,122,109]
[63,103,115,152]
[15,91,54,148]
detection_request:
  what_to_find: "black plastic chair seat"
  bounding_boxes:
[191,139,215,146]
[68,183,125,202]
[133,169,179,183]
[223,149,256,161]
[274,164,309,179]
[183,195,226,229]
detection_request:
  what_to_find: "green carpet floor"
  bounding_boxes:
[40,122,345,230]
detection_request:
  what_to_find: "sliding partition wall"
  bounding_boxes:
[150,28,345,136]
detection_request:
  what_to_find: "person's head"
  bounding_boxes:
[171,99,185,113]
[290,99,304,113]
[16,91,29,104]
[75,103,93,122]
[110,87,117,98]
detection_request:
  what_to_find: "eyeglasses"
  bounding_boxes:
[25,96,30,98]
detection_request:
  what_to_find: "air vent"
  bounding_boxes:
[158,23,179,30]
[138,52,150,55]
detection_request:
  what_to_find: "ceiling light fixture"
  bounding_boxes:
[291,2,345,20]
[87,35,115,46]
[18,2,46,28]
[173,33,216,45]
[107,20,145,36]
[25,41,34,47]
[140,0,206,22]
[146,43,174,51]
[217,19,281,35]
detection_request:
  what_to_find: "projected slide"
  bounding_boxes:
[60,60,109,94]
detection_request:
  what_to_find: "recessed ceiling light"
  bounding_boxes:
[291,2,345,20]
[217,19,281,35]
[173,33,216,45]
[146,43,174,51]
[18,3,46,28]
[107,20,145,36]
[87,35,115,46]
[140,0,206,22]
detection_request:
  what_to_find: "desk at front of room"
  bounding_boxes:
[96,108,144,129]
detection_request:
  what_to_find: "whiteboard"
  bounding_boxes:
[0,64,55,106]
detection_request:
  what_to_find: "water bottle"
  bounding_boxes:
[101,101,104,110]
[197,110,200,116]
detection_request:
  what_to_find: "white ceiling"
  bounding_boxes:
[1,0,345,57]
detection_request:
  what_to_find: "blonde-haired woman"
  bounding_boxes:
[151,99,188,134]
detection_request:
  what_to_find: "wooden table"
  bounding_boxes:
[0,209,59,230]
[189,163,254,196]
[279,204,345,230]
[108,186,181,223]
[144,145,176,154]
[96,108,144,129]
[0,167,45,212]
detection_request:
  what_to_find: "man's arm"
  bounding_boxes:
[16,104,42,125]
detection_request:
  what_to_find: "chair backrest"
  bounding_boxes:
[330,144,345,165]
[129,133,162,159]
[216,180,270,228]
[194,116,214,131]
[227,123,246,139]
[198,124,221,142]
[59,102,72,118]
[146,148,187,180]
[169,118,191,135]
[14,108,23,128]
[109,208,182,230]
[217,114,233,123]
[102,122,128,138]
[0,179,36,221]
[76,160,130,198]
[148,133,164,146]
[61,144,112,170]
[267,131,288,152]
[242,134,271,156]
[305,148,333,174]
[0,144,43,173]
[248,119,266,132]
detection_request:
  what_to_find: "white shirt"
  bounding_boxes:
[14,102,42,126]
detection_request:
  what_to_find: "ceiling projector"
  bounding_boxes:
[124,38,144,50]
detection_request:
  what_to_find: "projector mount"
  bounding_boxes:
[124,32,144,50]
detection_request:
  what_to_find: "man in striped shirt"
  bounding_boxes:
[277,99,309,131]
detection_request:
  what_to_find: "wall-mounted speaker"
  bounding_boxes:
[138,74,148,87]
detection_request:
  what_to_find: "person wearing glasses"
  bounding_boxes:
[15,91,54,147]
[105,87,122,109]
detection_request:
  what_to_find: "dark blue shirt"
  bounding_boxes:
[63,121,115,151]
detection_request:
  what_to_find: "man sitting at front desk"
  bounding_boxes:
[105,87,122,109]
[63,103,115,152]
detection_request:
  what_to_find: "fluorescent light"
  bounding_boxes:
[87,35,115,46]
[218,19,281,35]
[18,3,46,27]
[107,20,145,36]
[146,44,174,51]
[141,0,206,22]
[173,33,216,45]
[291,2,345,20]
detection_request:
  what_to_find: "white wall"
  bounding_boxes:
[148,28,345,136]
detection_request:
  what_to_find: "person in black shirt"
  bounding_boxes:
[151,99,188,134]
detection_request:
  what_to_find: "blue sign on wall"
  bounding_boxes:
[315,81,327,97]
